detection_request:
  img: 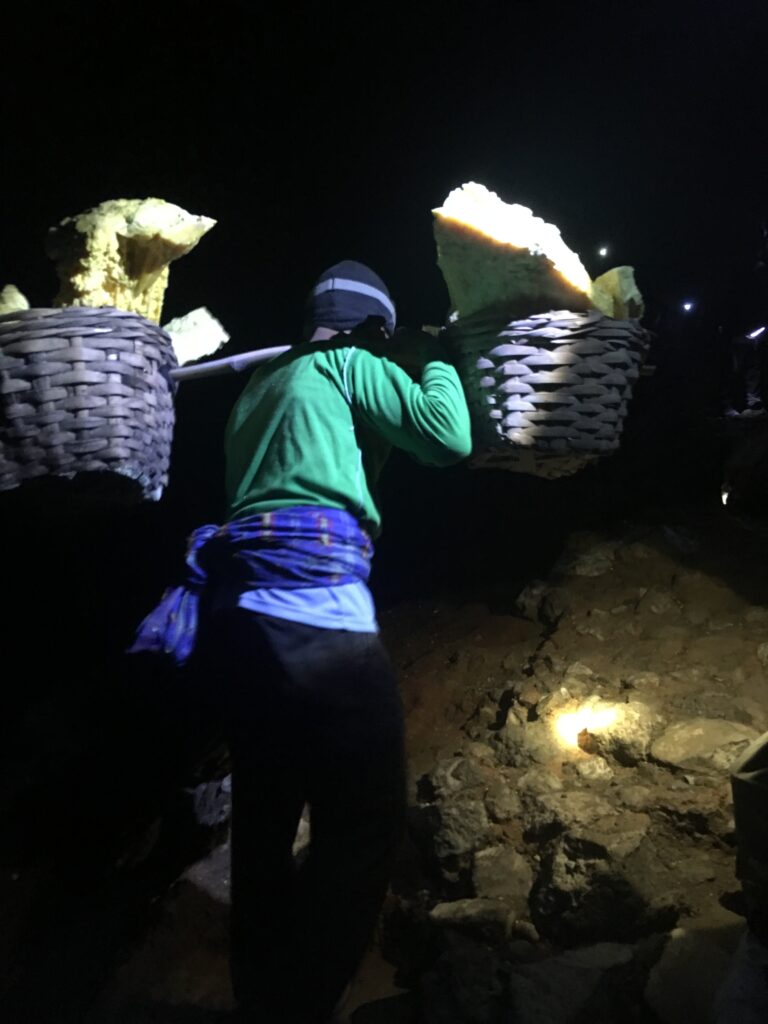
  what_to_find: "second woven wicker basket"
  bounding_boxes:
[446,309,651,479]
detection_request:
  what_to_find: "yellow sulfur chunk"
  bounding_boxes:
[590,266,645,320]
[432,182,642,321]
[162,306,229,366]
[46,198,216,324]
[0,284,30,315]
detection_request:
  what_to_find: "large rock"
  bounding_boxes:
[517,767,564,797]
[515,580,550,622]
[636,587,681,616]
[483,777,523,823]
[88,843,234,1016]
[418,931,507,1024]
[651,719,760,773]
[508,942,635,1024]
[575,756,614,782]
[494,717,561,768]
[428,898,511,942]
[537,692,662,766]
[645,919,740,1024]
[555,538,619,577]
[523,788,649,859]
[433,794,492,858]
[746,606,768,626]
[472,846,533,905]
[530,836,678,945]
[522,789,614,835]
[590,700,663,765]
[430,755,487,797]
[349,994,415,1024]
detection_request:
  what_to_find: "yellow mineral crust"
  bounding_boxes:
[46,198,216,324]
[433,182,643,321]
[0,285,30,315]
[591,265,645,321]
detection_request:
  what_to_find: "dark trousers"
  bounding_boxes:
[198,609,406,1023]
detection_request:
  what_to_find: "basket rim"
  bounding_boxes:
[0,305,173,337]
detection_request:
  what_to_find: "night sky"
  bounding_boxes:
[4,1,768,340]
[2,1,767,541]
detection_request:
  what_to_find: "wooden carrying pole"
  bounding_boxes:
[169,345,292,382]
[168,338,654,385]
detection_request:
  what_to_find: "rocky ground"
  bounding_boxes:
[74,505,768,1024]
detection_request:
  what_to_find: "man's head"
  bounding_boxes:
[304,260,396,341]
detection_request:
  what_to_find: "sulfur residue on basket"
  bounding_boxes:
[0,285,29,315]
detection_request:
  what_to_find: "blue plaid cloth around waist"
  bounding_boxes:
[127,506,373,666]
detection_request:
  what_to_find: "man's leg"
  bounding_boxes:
[256,623,407,1022]
[202,610,309,1021]
[296,626,409,1019]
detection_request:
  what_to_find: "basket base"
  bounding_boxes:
[0,469,162,515]
[468,446,600,479]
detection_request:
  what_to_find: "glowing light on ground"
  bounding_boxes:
[554,702,621,748]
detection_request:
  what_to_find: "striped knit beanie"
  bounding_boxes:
[304,260,396,338]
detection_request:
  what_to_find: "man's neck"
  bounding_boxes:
[309,327,342,342]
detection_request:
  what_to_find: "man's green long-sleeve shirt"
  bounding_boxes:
[224,338,472,537]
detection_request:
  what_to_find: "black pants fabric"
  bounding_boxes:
[198,609,406,1023]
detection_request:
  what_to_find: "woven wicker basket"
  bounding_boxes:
[447,309,650,479]
[0,307,177,501]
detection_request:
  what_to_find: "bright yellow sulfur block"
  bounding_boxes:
[0,285,30,315]
[590,265,645,321]
[46,198,216,324]
[432,182,643,321]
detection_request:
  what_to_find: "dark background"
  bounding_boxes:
[1,0,766,614]
[4,1,768,334]
[1,6,768,1016]
[0,0,765,598]
[2,0,767,603]
[4,2,768,325]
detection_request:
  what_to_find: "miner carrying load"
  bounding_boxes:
[123,182,649,1022]
[131,259,473,1023]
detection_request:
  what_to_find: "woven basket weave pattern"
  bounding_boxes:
[450,310,650,478]
[0,307,177,500]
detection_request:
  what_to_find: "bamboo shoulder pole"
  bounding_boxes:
[169,345,292,382]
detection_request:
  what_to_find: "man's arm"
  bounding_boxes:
[345,332,473,466]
